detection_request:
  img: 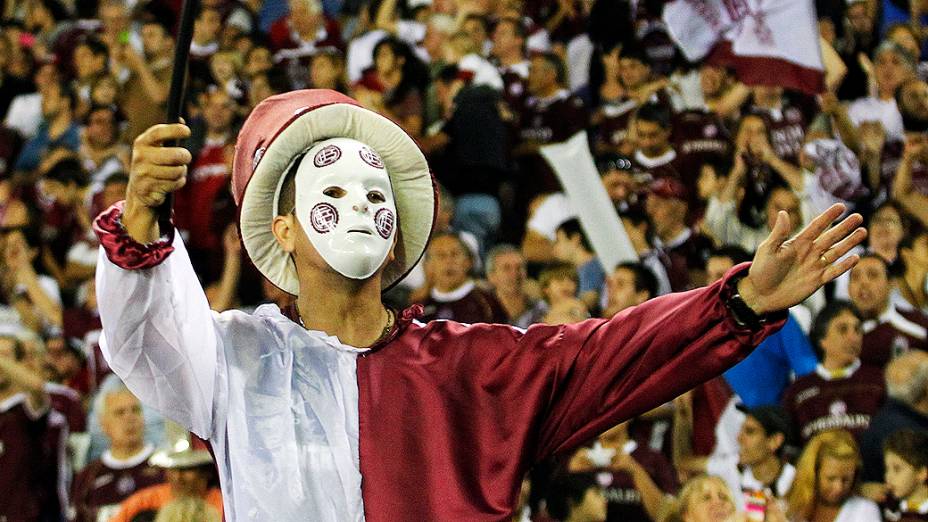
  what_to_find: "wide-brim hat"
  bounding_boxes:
[231,89,436,295]
[149,448,214,469]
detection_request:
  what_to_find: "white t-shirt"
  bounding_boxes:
[4,92,42,140]
[848,96,904,142]
[834,496,881,522]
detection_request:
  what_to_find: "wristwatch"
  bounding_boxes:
[724,274,766,330]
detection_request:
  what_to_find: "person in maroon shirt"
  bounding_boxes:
[745,86,814,164]
[174,89,237,284]
[71,385,163,522]
[418,232,508,324]
[491,16,530,112]
[848,254,928,368]
[644,178,714,291]
[569,421,678,521]
[514,52,588,202]
[782,300,886,444]
[630,103,704,215]
[0,334,50,522]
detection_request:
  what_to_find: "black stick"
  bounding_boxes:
[158,0,200,226]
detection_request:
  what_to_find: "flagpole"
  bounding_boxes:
[158,0,200,227]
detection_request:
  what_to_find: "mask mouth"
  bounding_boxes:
[347,227,374,235]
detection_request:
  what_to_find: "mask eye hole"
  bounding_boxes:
[367,191,386,204]
[323,186,346,198]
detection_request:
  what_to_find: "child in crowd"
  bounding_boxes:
[883,429,928,521]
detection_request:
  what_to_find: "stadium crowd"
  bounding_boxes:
[2,0,928,520]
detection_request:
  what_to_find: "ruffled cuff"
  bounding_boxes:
[93,201,176,270]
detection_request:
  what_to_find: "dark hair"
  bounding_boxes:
[556,219,592,252]
[77,35,109,58]
[38,0,70,22]
[103,171,130,187]
[141,18,172,37]
[427,232,474,266]
[45,158,89,187]
[635,101,671,129]
[436,64,460,85]
[620,207,654,246]
[85,103,123,126]
[276,150,308,216]
[545,472,599,520]
[372,36,429,105]
[539,262,579,289]
[614,261,659,299]
[810,300,862,361]
[54,81,78,110]
[884,429,928,471]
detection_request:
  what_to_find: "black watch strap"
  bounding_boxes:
[724,274,766,330]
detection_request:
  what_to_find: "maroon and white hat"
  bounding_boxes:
[231,89,435,295]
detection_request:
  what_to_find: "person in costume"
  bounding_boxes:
[93,89,867,521]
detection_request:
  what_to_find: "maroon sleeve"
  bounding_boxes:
[92,201,175,270]
[530,263,785,458]
[70,463,98,522]
[356,263,786,521]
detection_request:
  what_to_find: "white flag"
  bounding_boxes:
[663,0,824,94]
[539,132,638,273]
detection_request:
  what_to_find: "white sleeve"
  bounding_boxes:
[706,453,742,506]
[526,193,575,241]
[95,235,220,439]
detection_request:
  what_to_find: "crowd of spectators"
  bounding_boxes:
[4,0,928,520]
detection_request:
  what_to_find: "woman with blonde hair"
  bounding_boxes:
[663,474,786,522]
[785,430,880,521]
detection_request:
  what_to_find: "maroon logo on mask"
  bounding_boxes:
[359,147,385,169]
[313,145,342,167]
[375,208,394,238]
[310,202,339,233]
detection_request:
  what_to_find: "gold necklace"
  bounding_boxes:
[297,306,395,346]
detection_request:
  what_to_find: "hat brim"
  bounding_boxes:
[238,103,435,295]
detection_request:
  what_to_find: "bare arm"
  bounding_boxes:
[123,46,168,104]
[374,0,399,33]
[0,352,48,412]
[709,83,751,119]
[892,141,928,226]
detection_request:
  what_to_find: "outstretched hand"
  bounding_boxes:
[738,203,866,314]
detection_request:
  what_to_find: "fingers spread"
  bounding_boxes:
[759,211,790,255]
[823,227,868,262]
[813,213,864,252]
[796,203,846,242]
[823,254,860,283]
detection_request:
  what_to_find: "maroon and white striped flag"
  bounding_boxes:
[663,0,825,94]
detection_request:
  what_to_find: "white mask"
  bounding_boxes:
[290,137,397,280]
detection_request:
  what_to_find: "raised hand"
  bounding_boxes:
[123,123,192,243]
[738,203,866,314]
